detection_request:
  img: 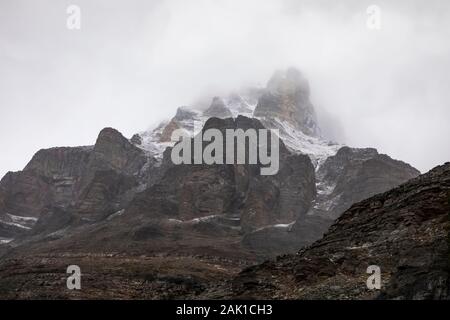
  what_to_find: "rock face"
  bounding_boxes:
[203,97,233,118]
[87,128,148,177]
[241,145,420,257]
[0,146,92,238]
[311,146,421,220]
[127,116,316,233]
[0,128,153,238]
[68,128,154,222]
[225,93,254,116]
[229,163,450,300]
[130,134,142,146]
[254,68,320,137]
[1,146,91,216]
[159,119,181,142]
[157,107,202,143]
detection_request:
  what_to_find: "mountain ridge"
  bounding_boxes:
[0,68,426,301]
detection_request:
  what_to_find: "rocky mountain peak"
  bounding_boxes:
[203,97,233,118]
[94,127,128,149]
[224,93,254,117]
[254,67,320,137]
[174,106,199,122]
[90,127,147,175]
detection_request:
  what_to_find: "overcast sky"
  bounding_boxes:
[1,0,449,178]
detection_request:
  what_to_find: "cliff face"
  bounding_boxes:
[0,146,92,238]
[0,128,154,239]
[203,97,233,119]
[241,145,420,257]
[72,128,151,221]
[127,116,316,231]
[311,146,421,220]
[229,163,450,300]
[254,68,320,137]
[0,146,91,217]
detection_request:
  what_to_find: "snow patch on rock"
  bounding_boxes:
[0,238,13,245]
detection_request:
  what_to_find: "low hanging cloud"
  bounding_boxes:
[0,0,449,178]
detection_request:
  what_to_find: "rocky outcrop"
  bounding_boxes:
[0,171,50,220]
[242,146,420,257]
[0,146,92,218]
[311,146,421,220]
[126,116,317,236]
[254,68,320,137]
[157,107,202,142]
[62,128,152,222]
[225,93,254,116]
[86,128,148,177]
[24,146,92,179]
[174,106,200,122]
[130,134,142,145]
[0,146,92,238]
[159,119,181,142]
[203,97,233,118]
[229,163,450,299]
[0,128,153,239]
[239,152,315,233]
[74,170,139,221]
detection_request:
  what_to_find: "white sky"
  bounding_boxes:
[1,0,449,178]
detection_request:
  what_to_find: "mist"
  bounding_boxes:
[1,0,450,178]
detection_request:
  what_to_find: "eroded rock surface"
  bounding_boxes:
[228,163,450,300]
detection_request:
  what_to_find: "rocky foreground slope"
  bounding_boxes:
[224,163,450,300]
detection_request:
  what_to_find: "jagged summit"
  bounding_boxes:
[133,68,334,168]
[203,97,233,118]
[224,93,254,117]
[254,67,320,137]
[174,106,200,122]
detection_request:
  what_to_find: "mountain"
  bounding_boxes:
[226,162,450,300]
[0,68,419,256]
[0,128,154,241]
[0,68,427,299]
[254,67,320,137]
[0,163,445,299]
